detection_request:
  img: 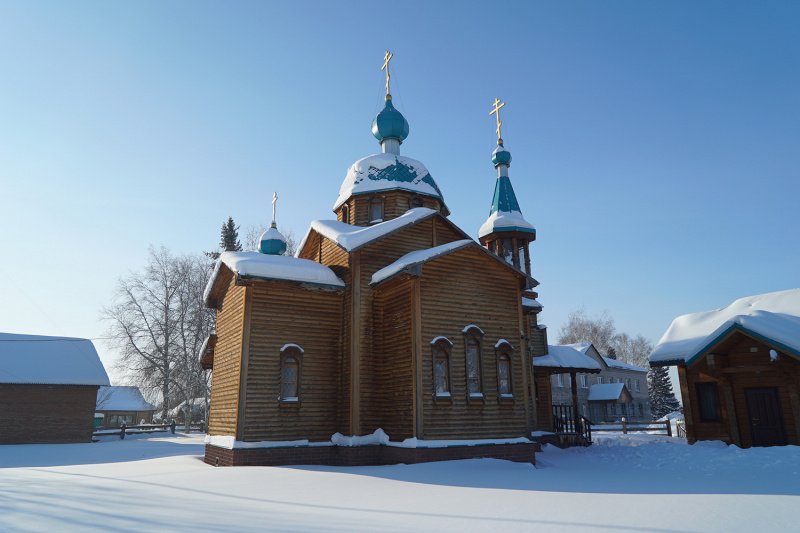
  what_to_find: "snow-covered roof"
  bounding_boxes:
[587,383,628,402]
[532,345,602,371]
[370,240,473,285]
[601,357,648,372]
[333,153,446,211]
[649,288,800,366]
[0,333,110,386]
[478,210,536,238]
[204,251,345,303]
[96,386,156,412]
[296,207,445,256]
[521,297,543,309]
[561,342,592,354]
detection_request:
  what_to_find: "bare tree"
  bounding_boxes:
[101,246,214,423]
[244,223,297,256]
[558,307,652,368]
[557,307,617,357]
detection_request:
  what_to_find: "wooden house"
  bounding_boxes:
[202,69,554,466]
[0,332,110,444]
[96,386,156,426]
[650,289,800,448]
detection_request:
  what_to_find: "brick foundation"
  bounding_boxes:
[204,441,537,467]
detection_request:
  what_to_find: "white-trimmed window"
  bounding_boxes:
[634,379,640,392]
[431,337,453,397]
[369,196,384,224]
[280,345,304,402]
[598,376,604,385]
[580,374,588,388]
[463,326,484,396]
[495,340,514,397]
[556,374,564,387]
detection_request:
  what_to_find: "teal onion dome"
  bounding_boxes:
[258,224,287,255]
[492,142,512,167]
[372,97,409,143]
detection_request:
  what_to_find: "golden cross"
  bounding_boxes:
[490,97,506,141]
[271,191,278,225]
[382,50,393,96]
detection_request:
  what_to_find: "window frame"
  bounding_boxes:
[368,195,384,224]
[556,373,564,387]
[430,337,453,401]
[341,203,350,224]
[495,340,514,398]
[634,379,640,392]
[408,195,424,210]
[462,326,485,400]
[280,345,304,404]
[598,376,604,385]
[695,382,721,422]
[580,374,588,389]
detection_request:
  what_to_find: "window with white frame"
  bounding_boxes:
[598,376,604,385]
[580,374,588,388]
[556,374,564,387]
[634,379,640,392]
[280,345,303,402]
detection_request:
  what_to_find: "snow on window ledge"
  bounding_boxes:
[435,392,451,397]
[469,393,484,398]
[281,397,299,402]
[499,393,514,399]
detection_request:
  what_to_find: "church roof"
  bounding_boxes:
[369,238,537,287]
[204,252,345,305]
[649,288,800,366]
[0,332,110,386]
[370,240,474,285]
[333,153,447,211]
[297,207,469,255]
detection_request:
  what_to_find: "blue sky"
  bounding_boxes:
[1,1,798,378]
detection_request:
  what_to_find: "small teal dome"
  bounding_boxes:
[258,225,287,255]
[492,142,512,167]
[372,97,409,143]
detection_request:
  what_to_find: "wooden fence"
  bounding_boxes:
[591,419,673,436]
[94,421,177,439]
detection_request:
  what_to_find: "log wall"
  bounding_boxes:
[416,247,529,439]
[684,334,800,447]
[337,191,444,227]
[208,269,246,437]
[240,279,343,442]
[370,279,415,438]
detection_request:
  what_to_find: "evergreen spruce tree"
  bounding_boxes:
[205,217,242,260]
[648,366,681,419]
[220,217,242,252]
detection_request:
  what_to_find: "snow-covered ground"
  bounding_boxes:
[1,432,798,532]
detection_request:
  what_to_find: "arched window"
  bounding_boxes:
[369,196,384,224]
[341,204,349,224]
[280,345,304,402]
[462,326,485,397]
[430,337,453,398]
[409,196,423,210]
[495,341,514,397]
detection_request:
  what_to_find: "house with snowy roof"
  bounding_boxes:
[95,386,156,426]
[200,56,550,467]
[650,289,800,448]
[0,332,110,444]
[550,343,651,422]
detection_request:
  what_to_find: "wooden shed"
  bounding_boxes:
[0,332,110,444]
[650,289,800,448]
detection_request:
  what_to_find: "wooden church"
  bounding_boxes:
[201,55,548,466]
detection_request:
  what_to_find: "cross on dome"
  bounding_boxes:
[490,97,506,144]
[382,50,393,98]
